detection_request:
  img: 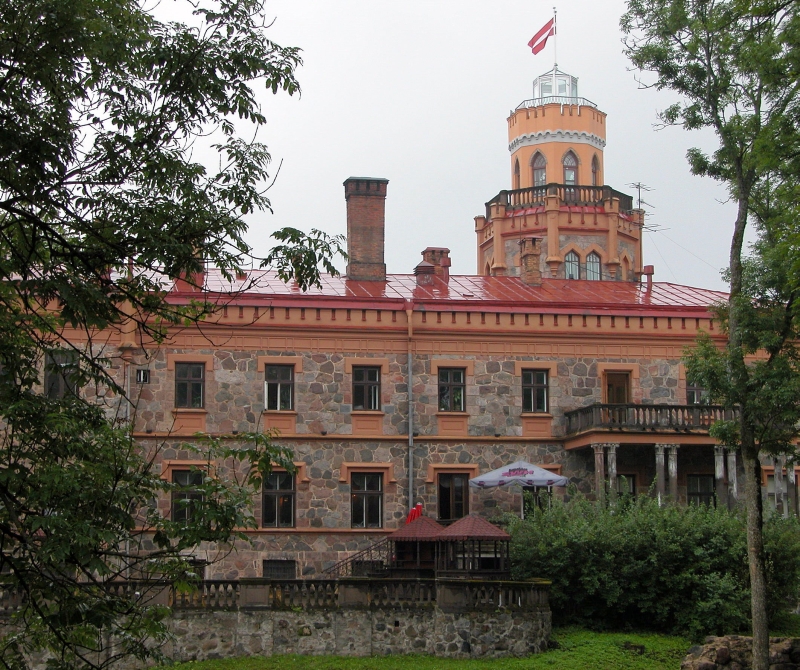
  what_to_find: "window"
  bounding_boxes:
[135,369,150,384]
[686,381,706,405]
[171,469,204,523]
[563,151,578,185]
[586,252,601,281]
[438,473,469,521]
[353,366,380,411]
[591,155,600,186]
[44,351,79,399]
[532,153,546,187]
[175,362,204,408]
[687,475,715,506]
[262,559,296,580]
[522,369,548,413]
[262,472,295,528]
[351,472,383,528]
[438,368,466,412]
[513,158,521,190]
[265,365,293,411]
[564,251,580,280]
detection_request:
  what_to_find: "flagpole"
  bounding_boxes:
[552,6,558,95]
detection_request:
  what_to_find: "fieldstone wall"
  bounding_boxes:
[682,635,800,670]
[150,606,550,664]
[123,348,686,438]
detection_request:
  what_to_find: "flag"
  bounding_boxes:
[528,18,555,55]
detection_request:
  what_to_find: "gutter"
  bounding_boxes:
[405,300,415,516]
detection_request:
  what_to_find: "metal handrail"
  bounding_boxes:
[322,538,391,579]
[516,96,597,109]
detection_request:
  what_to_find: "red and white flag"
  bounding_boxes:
[528,18,555,55]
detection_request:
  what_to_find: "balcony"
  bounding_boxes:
[564,403,738,437]
[486,183,634,217]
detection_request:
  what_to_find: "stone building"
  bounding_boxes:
[57,67,771,579]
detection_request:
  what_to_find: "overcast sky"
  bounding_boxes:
[209,1,741,291]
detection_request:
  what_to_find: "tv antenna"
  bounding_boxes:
[627,182,655,210]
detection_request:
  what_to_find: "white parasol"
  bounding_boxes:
[469,460,568,519]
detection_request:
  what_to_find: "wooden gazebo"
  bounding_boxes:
[387,515,444,577]
[435,514,511,579]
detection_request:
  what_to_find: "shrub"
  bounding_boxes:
[509,495,800,639]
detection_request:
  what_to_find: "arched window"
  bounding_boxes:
[591,155,600,186]
[563,152,578,185]
[586,252,601,280]
[532,153,546,187]
[514,158,521,190]
[564,251,580,280]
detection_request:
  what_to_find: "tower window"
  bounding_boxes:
[592,155,600,186]
[563,152,578,186]
[564,251,580,280]
[586,252,601,281]
[532,153,546,187]
[514,158,521,190]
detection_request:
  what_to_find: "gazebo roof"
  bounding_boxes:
[437,515,510,541]
[389,515,444,541]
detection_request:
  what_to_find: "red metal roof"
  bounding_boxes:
[177,270,727,317]
[389,515,444,541]
[436,515,510,541]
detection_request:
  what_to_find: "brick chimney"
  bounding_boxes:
[642,264,654,290]
[519,237,542,286]
[421,247,451,281]
[344,177,388,281]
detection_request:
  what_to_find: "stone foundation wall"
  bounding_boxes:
[152,607,551,664]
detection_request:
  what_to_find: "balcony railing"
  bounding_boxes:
[486,184,634,217]
[516,96,598,109]
[564,403,738,437]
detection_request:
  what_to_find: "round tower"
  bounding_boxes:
[474,67,643,283]
[508,67,606,190]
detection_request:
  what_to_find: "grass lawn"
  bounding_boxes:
[169,627,692,670]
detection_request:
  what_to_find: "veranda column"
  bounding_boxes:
[714,446,728,508]
[607,444,618,501]
[788,464,797,517]
[667,445,680,502]
[727,449,739,507]
[654,445,666,503]
[593,444,606,504]
[775,456,786,518]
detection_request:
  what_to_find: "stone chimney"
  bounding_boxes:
[344,177,388,281]
[519,237,543,286]
[421,247,451,281]
[414,260,435,286]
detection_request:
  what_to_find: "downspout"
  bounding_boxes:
[405,301,415,516]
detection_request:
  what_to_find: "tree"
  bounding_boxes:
[621,2,800,667]
[0,0,344,667]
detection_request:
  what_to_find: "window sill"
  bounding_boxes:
[262,409,297,415]
[520,412,552,418]
[351,410,385,416]
[436,411,467,416]
[172,408,207,414]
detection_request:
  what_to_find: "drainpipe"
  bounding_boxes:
[405,300,415,516]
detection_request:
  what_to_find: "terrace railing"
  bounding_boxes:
[564,403,738,436]
[366,578,436,608]
[485,184,634,217]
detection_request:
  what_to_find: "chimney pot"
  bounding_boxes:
[344,177,389,282]
[414,260,435,286]
[642,264,654,289]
